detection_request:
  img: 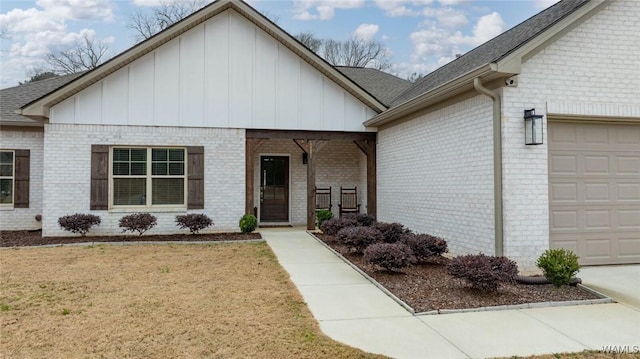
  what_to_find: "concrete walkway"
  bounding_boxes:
[261,228,640,359]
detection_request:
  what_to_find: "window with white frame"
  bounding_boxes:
[111,147,186,207]
[0,150,14,205]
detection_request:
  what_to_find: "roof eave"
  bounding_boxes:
[19,0,386,120]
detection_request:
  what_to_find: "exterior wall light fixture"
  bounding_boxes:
[524,108,544,145]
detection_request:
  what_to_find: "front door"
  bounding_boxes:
[260,156,289,222]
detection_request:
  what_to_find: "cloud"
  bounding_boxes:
[0,1,114,87]
[353,23,379,41]
[374,0,433,17]
[534,0,560,9]
[422,7,468,28]
[293,0,365,20]
[407,10,506,78]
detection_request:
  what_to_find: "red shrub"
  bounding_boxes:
[336,226,383,254]
[447,253,518,291]
[401,233,448,263]
[363,242,414,272]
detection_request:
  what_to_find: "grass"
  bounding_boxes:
[0,243,384,358]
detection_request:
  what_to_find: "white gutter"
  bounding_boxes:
[473,77,503,257]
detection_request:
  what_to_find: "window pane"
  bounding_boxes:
[113,178,146,205]
[113,162,129,176]
[0,179,12,204]
[168,163,184,176]
[152,163,167,176]
[130,148,147,162]
[130,162,146,176]
[168,149,184,161]
[0,164,13,177]
[152,178,184,205]
[0,151,13,165]
[113,148,129,162]
[152,148,167,161]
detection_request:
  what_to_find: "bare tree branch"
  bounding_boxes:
[318,36,391,70]
[295,32,322,53]
[127,0,207,42]
[46,34,110,74]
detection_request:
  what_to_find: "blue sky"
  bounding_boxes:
[0,0,558,88]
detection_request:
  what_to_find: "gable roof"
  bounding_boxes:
[366,0,606,127]
[336,66,412,106]
[1,73,84,127]
[19,0,387,121]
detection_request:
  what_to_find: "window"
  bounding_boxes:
[111,147,186,207]
[0,151,14,206]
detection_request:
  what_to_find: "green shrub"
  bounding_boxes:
[448,253,518,292]
[536,248,580,286]
[315,209,333,227]
[119,213,157,236]
[58,213,101,236]
[363,242,414,272]
[239,214,257,234]
[175,213,213,234]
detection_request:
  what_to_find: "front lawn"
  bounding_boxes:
[0,243,383,358]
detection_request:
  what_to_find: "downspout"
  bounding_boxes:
[473,78,504,257]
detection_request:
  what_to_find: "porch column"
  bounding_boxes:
[245,138,265,215]
[294,139,327,230]
[354,139,377,219]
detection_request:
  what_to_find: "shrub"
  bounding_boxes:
[58,213,101,236]
[320,217,357,236]
[175,214,213,234]
[119,213,157,236]
[536,249,580,287]
[401,233,448,263]
[239,214,257,234]
[447,253,518,291]
[363,242,414,272]
[315,209,334,228]
[343,213,376,227]
[336,226,384,254]
[372,222,411,243]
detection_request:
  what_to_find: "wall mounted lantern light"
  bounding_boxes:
[524,108,544,145]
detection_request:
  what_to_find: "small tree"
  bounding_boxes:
[119,213,157,236]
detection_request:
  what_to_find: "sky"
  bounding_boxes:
[0,0,559,89]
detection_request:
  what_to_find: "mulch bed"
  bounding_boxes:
[315,233,601,313]
[0,230,261,247]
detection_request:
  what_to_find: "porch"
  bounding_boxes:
[245,130,376,229]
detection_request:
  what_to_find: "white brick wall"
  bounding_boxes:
[0,129,44,230]
[42,124,245,237]
[501,0,640,269]
[377,95,495,256]
[252,139,366,225]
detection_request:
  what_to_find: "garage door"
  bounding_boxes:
[548,121,640,265]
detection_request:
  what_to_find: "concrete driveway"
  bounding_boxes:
[580,265,640,310]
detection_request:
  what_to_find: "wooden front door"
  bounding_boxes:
[260,156,289,222]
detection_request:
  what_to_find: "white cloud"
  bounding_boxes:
[293,0,365,20]
[438,0,466,5]
[374,0,434,17]
[422,7,468,28]
[534,0,560,9]
[353,23,379,41]
[0,1,114,87]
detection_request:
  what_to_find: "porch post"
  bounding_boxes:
[354,139,377,219]
[294,139,327,230]
[245,138,265,215]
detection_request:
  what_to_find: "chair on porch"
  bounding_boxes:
[339,186,360,217]
[315,187,332,212]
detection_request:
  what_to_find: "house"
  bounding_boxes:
[1,0,638,269]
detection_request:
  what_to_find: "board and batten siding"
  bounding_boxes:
[377,94,495,257]
[48,9,377,131]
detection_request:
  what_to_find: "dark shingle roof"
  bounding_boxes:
[390,0,590,107]
[0,73,83,125]
[335,66,412,106]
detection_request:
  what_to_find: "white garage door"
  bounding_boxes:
[548,121,640,265]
